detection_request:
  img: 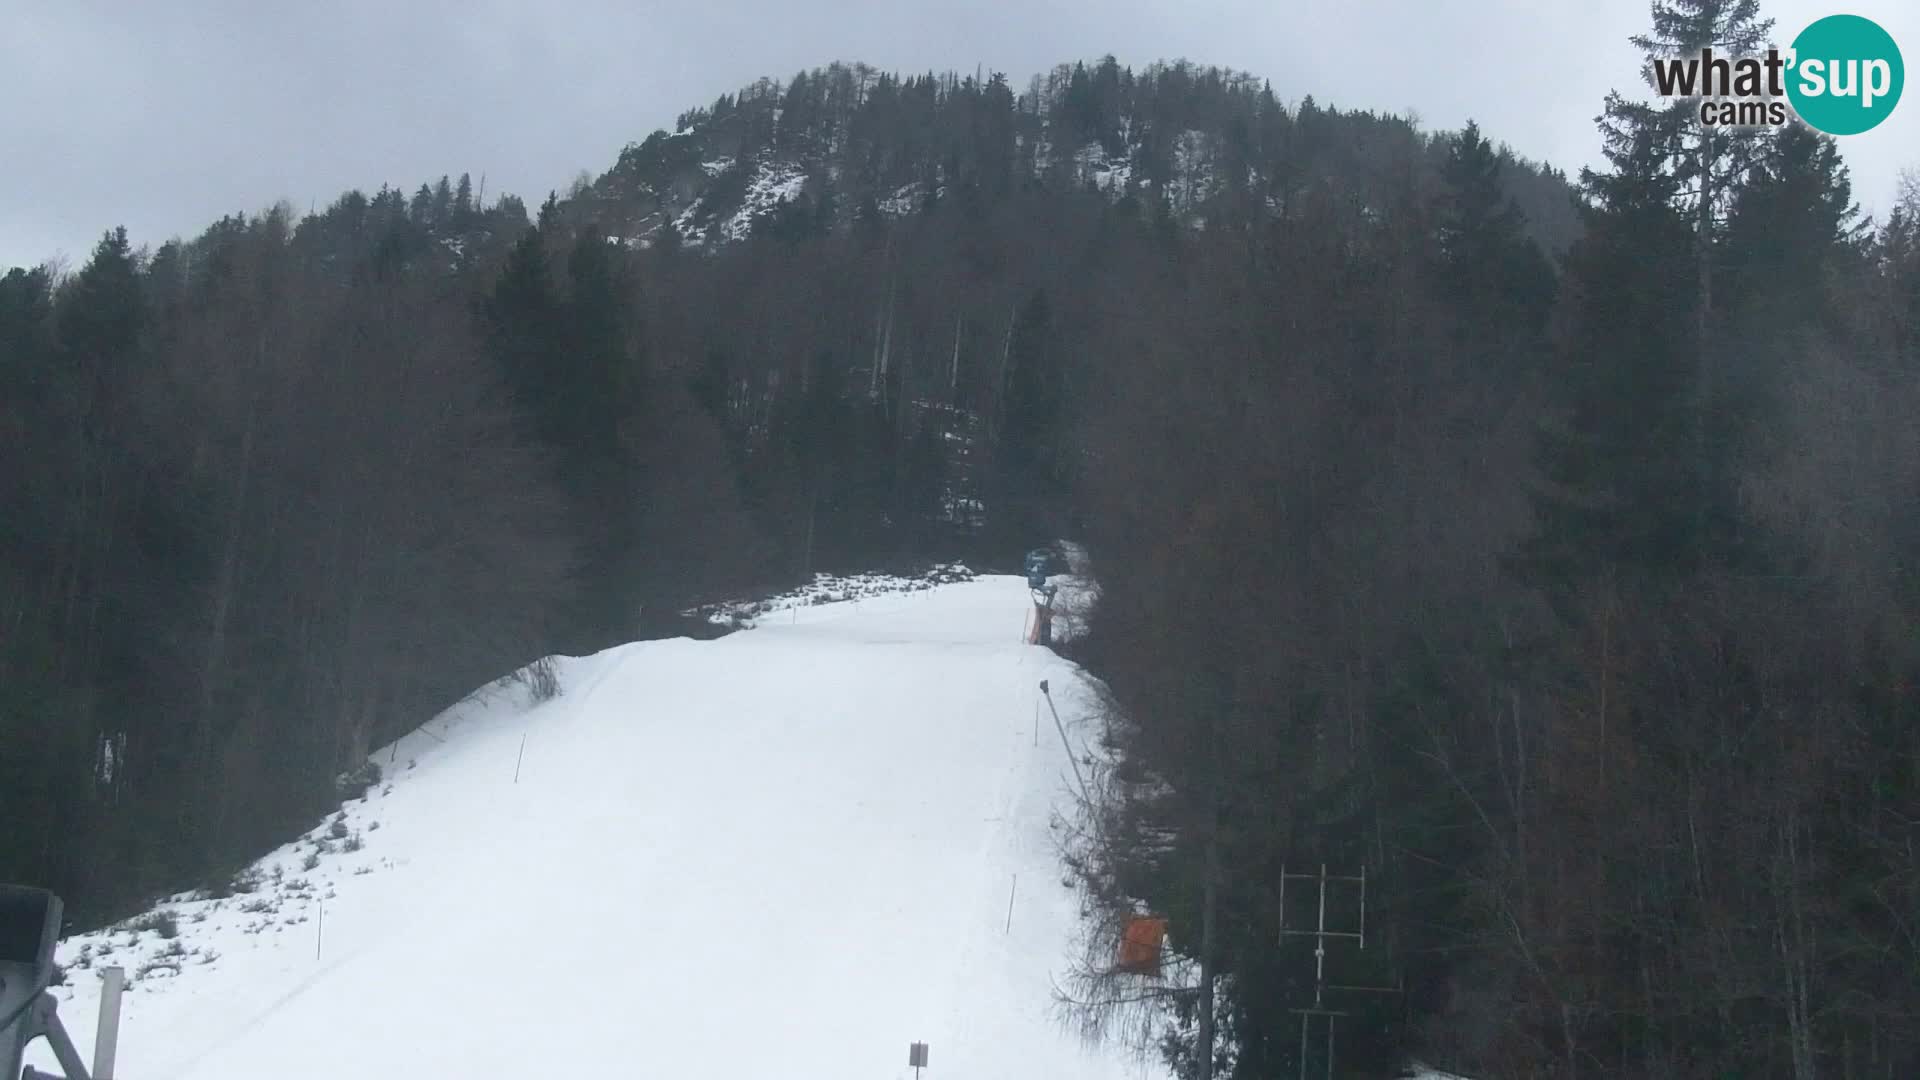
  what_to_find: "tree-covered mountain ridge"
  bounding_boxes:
[565,57,1582,255]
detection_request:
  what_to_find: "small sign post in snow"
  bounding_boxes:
[908,1040,929,1077]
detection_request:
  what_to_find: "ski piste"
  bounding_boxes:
[20,565,1157,1080]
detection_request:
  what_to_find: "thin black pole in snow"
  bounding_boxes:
[514,733,526,784]
[1040,680,1091,805]
[1005,873,1017,933]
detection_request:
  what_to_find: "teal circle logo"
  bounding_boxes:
[1786,15,1904,135]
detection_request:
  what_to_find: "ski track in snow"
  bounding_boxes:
[30,573,1162,1080]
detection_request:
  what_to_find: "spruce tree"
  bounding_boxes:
[1517,1,1778,610]
[482,208,564,445]
[994,288,1062,545]
[1604,0,1776,438]
[60,228,144,380]
[1515,127,1705,610]
[454,173,474,226]
[430,175,454,227]
[1435,121,1556,343]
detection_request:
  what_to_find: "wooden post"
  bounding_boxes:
[93,965,125,1080]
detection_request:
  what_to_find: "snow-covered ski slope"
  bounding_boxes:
[33,573,1161,1080]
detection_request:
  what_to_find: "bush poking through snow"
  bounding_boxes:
[136,958,182,980]
[334,761,382,801]
[207,865,263,898]
[518,656,561,703]
[301,852,320,871]
[130,911,180,939]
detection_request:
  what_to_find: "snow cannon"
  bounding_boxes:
[3,885,120,1080]
[1024,551,1060,647]
[1024,548,1053,591]
[1,885,60,1078]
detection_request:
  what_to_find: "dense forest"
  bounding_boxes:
[1053,7,1920,1080]
[5,1,1920,1075]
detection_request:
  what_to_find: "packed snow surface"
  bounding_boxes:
[33,574,1161,1080]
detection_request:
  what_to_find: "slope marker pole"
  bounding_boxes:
[1006,874,1018,933]
[513,733,527,784]
[1040,680,1090,805]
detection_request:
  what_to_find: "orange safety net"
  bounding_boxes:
[1117,915,1168,975]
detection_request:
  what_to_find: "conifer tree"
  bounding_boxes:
[1435,121,1556,339]
[993,288,1062,545]
[482,203,564,444]
[454,173,475,226]
[1515,126,1705,610]
[1603,1,1775,439]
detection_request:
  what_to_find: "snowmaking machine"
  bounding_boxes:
[2,885,123,1080]
[1025,548,1060,646]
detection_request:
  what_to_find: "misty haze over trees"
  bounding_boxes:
[5,10,1920,1078]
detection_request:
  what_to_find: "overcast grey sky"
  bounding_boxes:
[4,0,1915,270]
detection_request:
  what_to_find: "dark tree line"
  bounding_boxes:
[1056,6,1920,1079]
[0,192,570,926]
